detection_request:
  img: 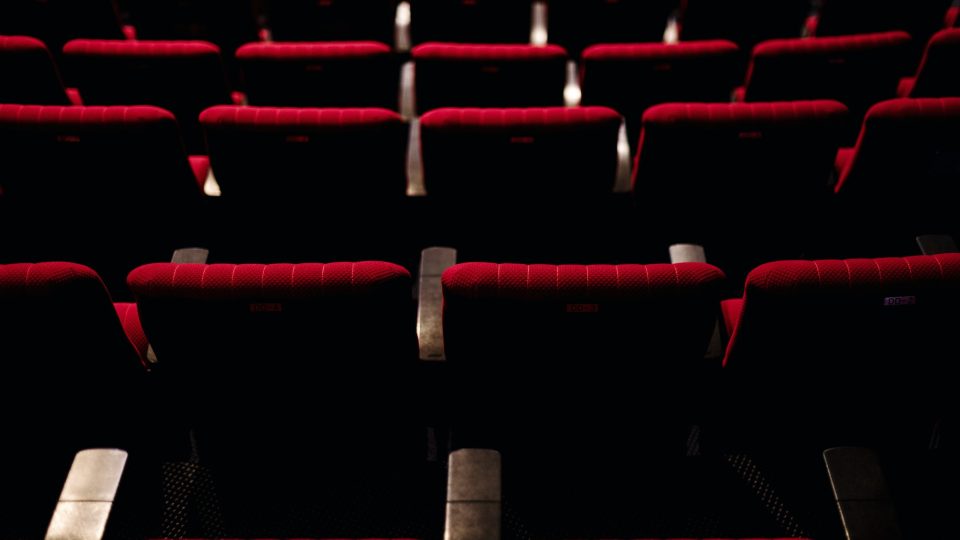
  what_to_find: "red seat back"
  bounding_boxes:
[237,42,397,109]
[413,43,567,112]
[62,39,233,152]
[0,35,70,104]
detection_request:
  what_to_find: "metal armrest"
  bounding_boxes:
[916,234,958,255]
[445,448,501,540]
[46,449,128,540]
[823,447,901,540]
[170,248,210,264]
[669,243,708,264]
[418,247,457,361]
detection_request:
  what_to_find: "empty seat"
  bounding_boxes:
[127,261,439,538]
[632,101,848,281]
[580,40,741,149]
[810,0,953,67]
[199,106,408,260]
[832,98,960,245]
[124,0,260,54]
[62,39,233,152]
[898,29,960,97]
[741,32,911,137]
[0,262,146,540]
[264,0,398,44]
[413,43,567,112]
[680,0,811,50]
[812,0,953,43]
[548,0,678,55]
[421,106,620,200]
[714,254,960,539]
[443,261,734,537]
[0,104,206,293]
[0,35,71,104]
[0,0,125,59]
[123,0,261,85]
[721,254,960,447]
[443,260,724,373]
[236,42,398,109]
[419,106,622,259]
[409,0,532,44]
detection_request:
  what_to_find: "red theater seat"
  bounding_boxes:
[580,40,741,149]
[409,0,532,44]
[833,98,960,242]
[0,0,125,59]
[413,43,567,112]
[236,41,398,109]
[123,0,261,85]
[632,101,848,279]
[127,261,435,538]
[812,0,953,44]
[679,0,811,50]
[741,32,911,138]
[418,106,622,259]
[0,35,71,104]
[721,255,960,447]
[420,106,620,200]
[264,0,398,44]
[199,106,408,260]
[443,261,724,364]
[0,262,146,540]
[124,0,260,53]
[898,29,960,97]
[62,39,233,153]
[548,0,678,55]
[0,104,205,293]
[201,105,406,204]
[442,261,728,536]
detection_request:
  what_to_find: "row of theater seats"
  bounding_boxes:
[3,0,958,53]
[3,251,957,539]
[4,26,960,153]
[2,97,958,294]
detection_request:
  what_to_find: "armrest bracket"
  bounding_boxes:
[418,247,457,361]
[445,448,501,540]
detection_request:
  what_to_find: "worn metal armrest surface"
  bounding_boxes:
[170,247,210,264]
[418,247,457,361]
[916,234,958,255]
[669,243,708,264]
[823,447,901,540]
[46,449,128,540]
[445,448,501,540]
